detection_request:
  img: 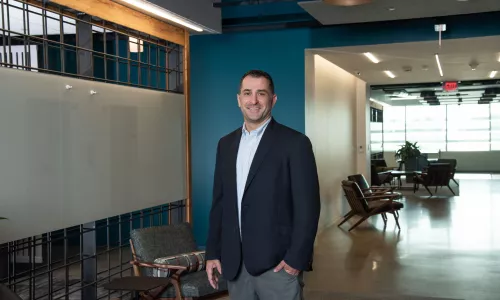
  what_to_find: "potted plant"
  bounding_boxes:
[395,141,421,171]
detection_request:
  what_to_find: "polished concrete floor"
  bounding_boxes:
[10,175,499,300]
[304,174,500,300]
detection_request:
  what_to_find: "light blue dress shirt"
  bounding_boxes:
[236,117,271,236]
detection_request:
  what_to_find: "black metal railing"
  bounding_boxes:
[1,200,186,300]
[0,0,187,299]
[0,0,183,93]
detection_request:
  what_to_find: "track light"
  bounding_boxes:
[116,0,203,32]
[363,52,380,64]
[384,70,396,78]
[435,54,443,77]
[370,98,390,107]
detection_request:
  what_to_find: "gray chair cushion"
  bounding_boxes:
[160,271,228,298]
[130,223,198,276]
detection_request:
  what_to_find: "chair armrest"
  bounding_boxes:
[363,194,398,201]
[362,187,394,194]
[130,260,187,271]
[361,187,390,191]
[362,189,392,198]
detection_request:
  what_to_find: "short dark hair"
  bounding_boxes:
[239,70,275,94]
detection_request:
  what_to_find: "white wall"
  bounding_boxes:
[305,53,369,232]
[0,68,186,244]
[356,80,371,181]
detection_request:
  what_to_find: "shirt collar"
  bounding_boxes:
[242,117,272,137]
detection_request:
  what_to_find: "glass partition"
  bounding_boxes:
[380,103,499,152]
[491,103,500,150]
[406,105,446,153]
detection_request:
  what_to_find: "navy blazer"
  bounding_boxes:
[206,118,321,281]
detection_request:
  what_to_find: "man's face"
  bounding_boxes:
[237,76,277,126]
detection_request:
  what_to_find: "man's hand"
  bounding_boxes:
[274,260,300,276]
[206,259,222,289]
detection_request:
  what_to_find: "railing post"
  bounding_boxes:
[81,222,97,300]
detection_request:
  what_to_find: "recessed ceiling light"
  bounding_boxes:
[384,70,396,78]
[363,52,380,64]
[490,71,498,78]
[388,7,396,11]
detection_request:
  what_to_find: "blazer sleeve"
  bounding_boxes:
[284,135,321,271]
[206,140,224,260]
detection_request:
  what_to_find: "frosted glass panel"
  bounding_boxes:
[0,67,186,243]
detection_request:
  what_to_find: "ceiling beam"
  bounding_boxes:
[49,0,185,46]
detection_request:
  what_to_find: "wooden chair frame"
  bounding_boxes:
[339,180,403,231]
[126,236,228,300]
[343,175,400,220]
[129,239,189,300]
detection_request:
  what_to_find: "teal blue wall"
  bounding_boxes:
[190,28,312,246]
[190,12,500,246]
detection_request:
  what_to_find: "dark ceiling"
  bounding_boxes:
[214,0,320,32]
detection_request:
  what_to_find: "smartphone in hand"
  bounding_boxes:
[212,268,220,289]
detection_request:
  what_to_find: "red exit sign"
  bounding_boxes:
[443,81,458,92]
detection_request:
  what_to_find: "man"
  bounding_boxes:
[205,70,321,300]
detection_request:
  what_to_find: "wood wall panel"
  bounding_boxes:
[183,30,192,223]
[50,0,185,46]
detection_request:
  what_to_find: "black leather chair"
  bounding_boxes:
[339,180,404,231]
[348,173,401,199]
[436,158,459,186]
[413,163,455,196]
[370,164,394,186]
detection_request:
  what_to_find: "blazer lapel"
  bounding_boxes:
[228,128,242,206]
[243,118,276,195]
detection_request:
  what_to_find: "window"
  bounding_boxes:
[447,104,490,151]
[383,106,405,151]
[491,104,500,150]
[370,122,383,153]
[405,106,446,153]
[379,103,499,152]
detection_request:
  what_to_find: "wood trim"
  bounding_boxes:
[49,0,185,46]
[183,30,192,223]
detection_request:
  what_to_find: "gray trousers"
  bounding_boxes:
[227,262,305,300]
